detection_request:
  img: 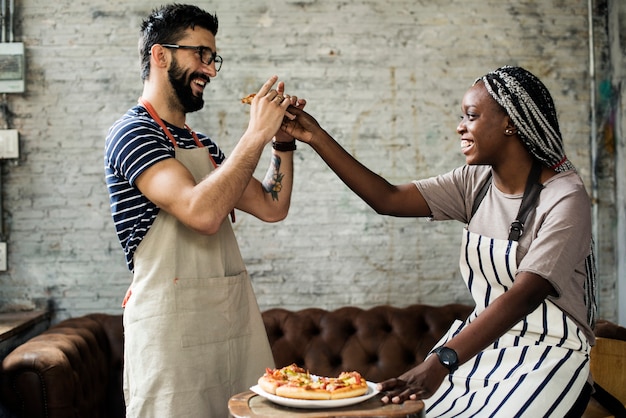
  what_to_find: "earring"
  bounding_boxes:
[505,129,514,135]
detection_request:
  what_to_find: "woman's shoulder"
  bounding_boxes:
[543,170,589,196]
[452,165,493,194]
[416,165,491,195]
[538,170,591,215]
[441,164,491,182]
[455,164,491,176]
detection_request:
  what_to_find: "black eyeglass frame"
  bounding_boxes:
[161,44,223,71]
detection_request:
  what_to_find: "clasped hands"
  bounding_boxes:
[247,76,306,144]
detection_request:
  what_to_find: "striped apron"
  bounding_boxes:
[422,229,590,417]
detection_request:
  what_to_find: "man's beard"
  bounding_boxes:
[168,58,208,113]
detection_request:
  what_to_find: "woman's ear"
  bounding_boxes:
[504,119,517,136]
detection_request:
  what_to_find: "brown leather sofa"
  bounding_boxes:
[1,304,623,418]
[0,303,472,418]
[262,303,474,382]
[0,313,125,418]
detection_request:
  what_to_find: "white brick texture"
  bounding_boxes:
[0,0,618,323]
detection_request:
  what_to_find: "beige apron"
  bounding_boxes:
[122,116,275,417]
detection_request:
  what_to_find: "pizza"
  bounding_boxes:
[241,93,256,104]
[258,363,369,400]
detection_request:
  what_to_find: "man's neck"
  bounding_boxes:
[141,86,186,128]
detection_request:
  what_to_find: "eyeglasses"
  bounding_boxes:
[161,44,223,71]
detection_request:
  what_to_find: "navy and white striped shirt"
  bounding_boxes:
[104,105,225,271]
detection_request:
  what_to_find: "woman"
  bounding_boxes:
[282,66,596,417]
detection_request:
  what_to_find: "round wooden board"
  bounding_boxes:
[229,390,425,417]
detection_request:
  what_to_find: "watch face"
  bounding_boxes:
[439,349,456,365]
[436,347,458,371]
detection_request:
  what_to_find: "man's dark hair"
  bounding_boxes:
[139,3,219,81]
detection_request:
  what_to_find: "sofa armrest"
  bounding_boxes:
[594,319,626,341]
[262,303,473,382]
[0,314,124,418]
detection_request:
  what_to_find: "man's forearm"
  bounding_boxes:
[262,153,286,201]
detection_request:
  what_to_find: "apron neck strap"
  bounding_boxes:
[471,173,492,219]
[138,97,205,150]
[137,97,235,223]
[508,160,544,241]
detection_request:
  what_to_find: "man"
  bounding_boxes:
[104,4,304,417]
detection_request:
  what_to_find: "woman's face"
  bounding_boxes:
[457,82,512,167]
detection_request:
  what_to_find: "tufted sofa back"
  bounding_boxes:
[262,303,474,382]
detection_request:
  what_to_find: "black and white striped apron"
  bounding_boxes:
[422,229,590,417]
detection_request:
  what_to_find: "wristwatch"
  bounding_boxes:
[432,346,459,372]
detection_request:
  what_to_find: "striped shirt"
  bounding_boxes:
[104,105,225,271]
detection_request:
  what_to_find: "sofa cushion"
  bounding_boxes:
[262,303,474,383]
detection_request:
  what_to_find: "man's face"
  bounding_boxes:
[166,28,218,113]
[168,56,209,113]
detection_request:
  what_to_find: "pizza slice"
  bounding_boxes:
[241,93,256,104]
[258,363,310,395]
[324,371,369,399]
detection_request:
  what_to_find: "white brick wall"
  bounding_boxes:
[0,0,618,323]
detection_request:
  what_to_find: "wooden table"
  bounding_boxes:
[229,390,425,417]
[0,310,50,359]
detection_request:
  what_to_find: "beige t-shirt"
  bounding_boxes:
[414,164,595,344]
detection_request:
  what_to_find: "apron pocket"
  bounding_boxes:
[174,271,252,347]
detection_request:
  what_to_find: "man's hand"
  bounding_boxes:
[246,76,293,145]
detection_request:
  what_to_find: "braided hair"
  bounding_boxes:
[478,66,596,326]
[476,66,574,173]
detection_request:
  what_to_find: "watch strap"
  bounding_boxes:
[272,139,297,152]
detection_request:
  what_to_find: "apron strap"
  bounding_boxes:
[471,173,493,219]
[470,161,544,242]
[508,160,544,241]
[137,97,236,223]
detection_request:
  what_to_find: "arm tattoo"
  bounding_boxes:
[262,155,284,201]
